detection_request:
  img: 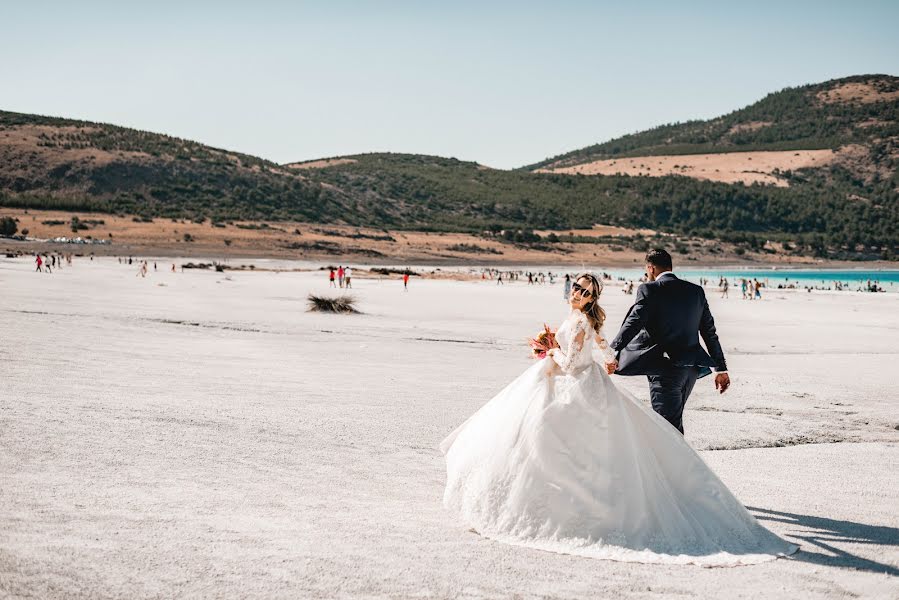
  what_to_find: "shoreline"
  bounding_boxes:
[4,238,898,271]
[2,208,896,270]
[7,254,896,293]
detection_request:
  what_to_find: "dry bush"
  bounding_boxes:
[307,294,360,314]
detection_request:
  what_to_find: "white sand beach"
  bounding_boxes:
[1,257,898,598]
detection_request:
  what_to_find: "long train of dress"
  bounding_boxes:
[440,310,798,566]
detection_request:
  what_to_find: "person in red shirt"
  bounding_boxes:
[403,272,409,291]
[329,268,337,287]
[35,254,42,272]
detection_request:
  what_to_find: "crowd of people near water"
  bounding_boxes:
[859,279,887,293]
[771,278,888,293]
[477,269,620,298]
[267,263,891,295]
[33,252,79,273]
[735,278,764,300]
[471,268,892,298]
[325,265,418,290]
[37,254,177,276]
[112,256,176,276]
[28,254,893,295]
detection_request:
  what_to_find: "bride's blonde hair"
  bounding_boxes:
[575,272,606,333]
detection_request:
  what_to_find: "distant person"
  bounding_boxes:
[741,279,748,300]
[754,279,762,300]
[35,254,42,272]
[344,267,352,288]
[497,273,504,286]
[563,274,571,299]
[329,268,337,288]
[154,262,157,271]
[720,277,729,299]
[171,263,176,273]
[403,272,409,291]
[338,265,345,288]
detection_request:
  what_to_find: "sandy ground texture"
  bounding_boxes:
[2,257,898,599]
[535,150,835,187]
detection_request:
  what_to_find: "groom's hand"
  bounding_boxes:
[714,373,730,394]
[545,359,559,377]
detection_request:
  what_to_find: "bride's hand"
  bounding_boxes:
[605,360,618,375]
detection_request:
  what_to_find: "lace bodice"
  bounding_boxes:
[550,310,615,374]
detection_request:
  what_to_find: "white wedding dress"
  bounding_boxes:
[440,310,798,566]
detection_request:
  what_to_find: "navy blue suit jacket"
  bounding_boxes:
[610,273,727,376]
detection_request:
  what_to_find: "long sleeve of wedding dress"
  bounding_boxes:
[594,327,616,364]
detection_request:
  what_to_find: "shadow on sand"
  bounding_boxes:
[750,506,899,576]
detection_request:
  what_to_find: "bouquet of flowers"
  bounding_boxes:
[527,324,557,359]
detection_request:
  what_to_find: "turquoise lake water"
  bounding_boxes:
[600,268,899,290]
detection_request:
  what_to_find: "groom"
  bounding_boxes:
[608,249,730,434]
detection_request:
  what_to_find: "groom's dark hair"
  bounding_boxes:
[646,249,672,271]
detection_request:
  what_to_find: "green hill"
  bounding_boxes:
[0,110,343,222]
[293,151,897,259]
[1,74,897,260]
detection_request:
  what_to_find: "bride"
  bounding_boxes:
[440,273,798,565]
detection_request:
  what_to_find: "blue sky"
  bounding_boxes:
[2,1,897,168]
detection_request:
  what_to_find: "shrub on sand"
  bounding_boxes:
[0,216,17,236]
[307,294,360,314]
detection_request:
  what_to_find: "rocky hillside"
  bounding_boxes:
[528,76,897,164]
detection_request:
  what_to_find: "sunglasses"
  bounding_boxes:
[571,282,593,298]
